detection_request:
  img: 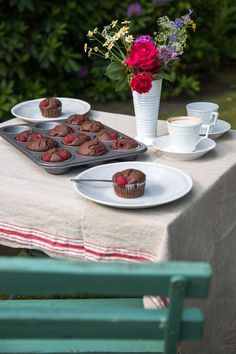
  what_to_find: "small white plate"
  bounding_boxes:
[200,119,231,140]
[11,97,91,123]
[152,135,216,161]
[72,161,192,209]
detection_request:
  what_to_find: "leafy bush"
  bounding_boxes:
[0,0,235,120]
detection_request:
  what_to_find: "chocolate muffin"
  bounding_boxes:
[41,148,72,163]
[66,114,89,125]
[27,137,58,152]
[77,139,107,156]
[39,97,62,118]
[62,132,91,146]
[96,129,119,142]
[111,137,138,150]
[112,169,146,198]
[48,124,75,137]
[80,120,104,133]
[16,130,43,142]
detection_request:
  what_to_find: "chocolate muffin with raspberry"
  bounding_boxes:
[41,148,72,163]
[111,137,138,150]
[96,129,119,142]
[48,124,75,137]
[16,130,43,143]
[39,97,62,118]
[77,139,107,156]
[27,137,58,152]
[62,132,91,146]
[112,169,146,198]
[66,114,89,125]
[80,120,104,133]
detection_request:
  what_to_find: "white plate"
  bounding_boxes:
[152,135,216,161]
[200,119,231,139]
[72,161,193,209]
[11,97,91,123]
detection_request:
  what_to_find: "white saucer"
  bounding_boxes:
[11,97,91,123]
[200,119,231,140]
[72,161,192,209]
[152,135,216,161]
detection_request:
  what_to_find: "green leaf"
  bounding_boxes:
[154,71,175,82]
[114,76,129,92]
[105,61,126,82]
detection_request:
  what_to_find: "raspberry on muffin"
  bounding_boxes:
[77,139,108,156]
[41,148,72,163]
[15,130,43,142]
[48,124,75,137]
[66,114,89,125]
[111,137,138,150]
[62,132,91,146]
[80,120,104,133]
[96,129,119,142]
[39,97,62,118]
[112,169,146,198]
[27,137,58,152]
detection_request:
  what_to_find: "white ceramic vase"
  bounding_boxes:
[132,79,162,146]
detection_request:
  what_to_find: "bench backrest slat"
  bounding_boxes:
[0,258,211,297]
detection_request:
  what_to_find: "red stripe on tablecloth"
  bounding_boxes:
[0,222,156,262]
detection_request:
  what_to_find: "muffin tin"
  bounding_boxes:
[0,119,147,174]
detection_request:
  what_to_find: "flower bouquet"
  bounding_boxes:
[84,10,195,145]
[85,9,195,94]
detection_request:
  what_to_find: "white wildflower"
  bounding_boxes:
[111,20,118,28]
[125,35,134,43]
[87,30,93,37]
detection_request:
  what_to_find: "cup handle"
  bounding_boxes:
[196,123,212,146]
[210,111,219,125]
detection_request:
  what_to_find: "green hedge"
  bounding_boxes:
[0,0,235,120]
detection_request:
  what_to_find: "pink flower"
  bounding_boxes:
[125,37,159,73]
[130,72,153,94]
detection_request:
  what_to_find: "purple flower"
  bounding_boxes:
[174,18,183,28]
[182,9,193,23]
[158,45,179,65]
[134,35,153,44]
[76,65,89,78]
[170,32,178,42]
[126,2,142,17]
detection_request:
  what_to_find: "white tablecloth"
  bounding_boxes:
[0,111,236,354]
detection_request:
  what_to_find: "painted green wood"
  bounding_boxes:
[164,277,186,354]
[0,339,164,353]
[0,300,203,340]
[0,258,212,354]
[0,258,212,297]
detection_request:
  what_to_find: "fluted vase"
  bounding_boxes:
[132,79,162,146]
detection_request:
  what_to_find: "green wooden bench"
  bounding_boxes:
[0,257,212,354]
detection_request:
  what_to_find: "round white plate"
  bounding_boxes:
[72,161,193,209]
[200,119,231,139]
[152,135,216,161]
[11,97,91,123]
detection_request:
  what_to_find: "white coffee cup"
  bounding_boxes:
[186,102,219,134]
[167,116,210,153]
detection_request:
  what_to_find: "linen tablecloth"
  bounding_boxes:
[0,110,236,354]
